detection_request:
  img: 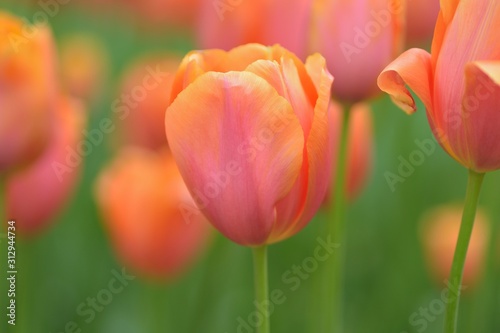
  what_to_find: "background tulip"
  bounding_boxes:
[378,0,500,172]
[420,205,489,288]
[0,13,57,172]
[405,0,440,46]
[166,44,333,246]
[95,148,210,279]
[117,56,179,151]
[196,0,312,59]
[6,96,86,236]
[60,33,109,102]
[309,0,404,103]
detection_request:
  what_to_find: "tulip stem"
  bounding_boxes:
[252,245,270,333]
[444,170,485,333]
[320,104,351,333]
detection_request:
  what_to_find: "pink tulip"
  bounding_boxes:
[117,56,180,150]
[95,148,210,280]
[165,44,333,246]
[310,0,404,103]
[378,0,500,172]
[0,12,57,172]
[6,96,86,236]
[405,0,440,46]
[196,0,312,59]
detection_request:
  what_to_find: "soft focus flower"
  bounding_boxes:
[117,56,179,150]
[405,0,440,46]
[6,96,86,236]
[165,44,333,246]
[0,12,57,172]
[60,33,109,101]
[324,102,373,204]
[95,148,210,280]
[309,0,404,103]
[420,204,489,287]
[378,0,500,172]
[197,0,312,59]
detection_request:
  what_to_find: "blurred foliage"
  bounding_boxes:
[1,1,499,333]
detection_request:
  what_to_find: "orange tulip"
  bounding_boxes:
[197,0,313,59]
[117,56,179,150]
[6,96,86,236]
[378,0,500,172]
[309,0,404,103]
[324,102,373,203]
[420,205,489,287]
[95,148,210,279]
[0,12,56,172]
[405,0,440,46]
[165,44,333,246]
[60,34,109,101]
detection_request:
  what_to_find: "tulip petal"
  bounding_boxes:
[245,56,314,136]
[170,44,273,103]
[270,54,334,242]
[440,0,460,25]
[462,61,500,171]
[165,71,304,246]
[377,48,433,114]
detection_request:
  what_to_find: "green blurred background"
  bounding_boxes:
[1,1,500,333]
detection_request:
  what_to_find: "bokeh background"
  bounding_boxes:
[1,1,500,333]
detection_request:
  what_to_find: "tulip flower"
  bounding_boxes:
[197,0,313,59]
[309,0,404,103]
[95,148,210,280]
[6,96,86,236]
[420,205,489,288]
[0,12,57,172]
[378,1,499,332]
[378,1,500,173]
[165,43,333,332]
[117,56,179,150]
[60,34,109,102]
[405,0,440,46]
[166,44,333,246]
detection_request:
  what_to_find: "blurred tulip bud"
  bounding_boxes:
[117,56,180,150]
[405,0,440,47]
[60,33,109,102]
[6,96,86,236]
[95,148,210,280]
[309,0,404,103]
[324,102,373,204]
[0,12,57,172]
[420,205,489,288]
[197,0,312,59]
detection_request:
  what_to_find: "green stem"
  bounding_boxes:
[318,104,351,333]
[444,170,485,333]
[252,245,270,333]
